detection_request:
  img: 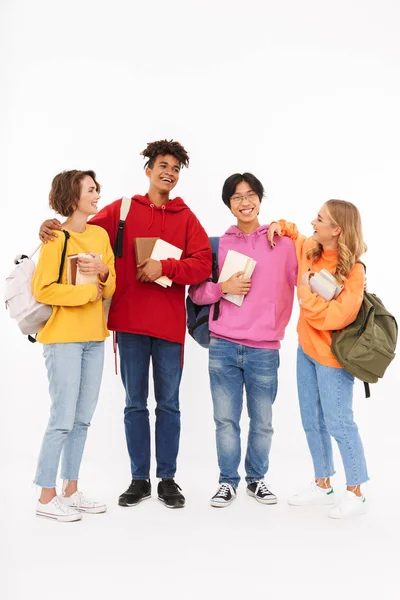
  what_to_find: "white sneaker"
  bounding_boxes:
[288,482,335,506]
[329,490,366,519]
[36,496,82,522]
[62,491,107,514]
[210,483,237,508]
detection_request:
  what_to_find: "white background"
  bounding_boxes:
[1,1,400,599]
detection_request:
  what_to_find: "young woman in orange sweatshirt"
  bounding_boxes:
[268,200,368,519]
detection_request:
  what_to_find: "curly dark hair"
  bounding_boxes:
[140,139,190,169]
[49,170,100,217]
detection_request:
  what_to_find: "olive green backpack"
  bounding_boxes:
[331,285,398,397]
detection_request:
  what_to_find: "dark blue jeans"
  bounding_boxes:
[118,333,182,480]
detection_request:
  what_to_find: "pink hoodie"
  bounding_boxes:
[189,225,298,349]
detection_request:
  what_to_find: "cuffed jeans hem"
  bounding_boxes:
[60,474,80,482]
[346,476,370,486]
[219,479,238,489]
[314,470,336,479]
[33,479,57,488]
[131,476,151,481]
[246,477,266,484]
[157,473,176,479]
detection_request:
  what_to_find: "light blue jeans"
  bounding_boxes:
[34,342,105,488]
[209,337,279,488]
[297,346,369,486]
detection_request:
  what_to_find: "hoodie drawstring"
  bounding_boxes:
[148,203,166,231]
[161,205,166,231]
[148,204,155,229]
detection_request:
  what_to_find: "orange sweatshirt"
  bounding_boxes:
[278,220,364,368]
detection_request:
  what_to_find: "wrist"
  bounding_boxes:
[99,265,109,282]
[220,282,227,294]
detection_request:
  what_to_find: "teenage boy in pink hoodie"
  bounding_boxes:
[189,173,297,507]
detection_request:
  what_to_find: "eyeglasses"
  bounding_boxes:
[230,192,258,204]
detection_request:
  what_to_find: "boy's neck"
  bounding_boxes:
[236,219,260,234]
[148,188,170,207]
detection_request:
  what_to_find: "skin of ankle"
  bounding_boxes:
[347,485,362,497]
[315,478,331,489]
[40,488,57,503]
[63,480,78,497]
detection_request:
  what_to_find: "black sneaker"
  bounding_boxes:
[157,479,185,509]
[246,480,277,504]
[118,479,151,507]
[210,483,237,508]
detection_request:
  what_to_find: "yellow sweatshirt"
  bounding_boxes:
[278,220,365,368]
[32,225,116,344]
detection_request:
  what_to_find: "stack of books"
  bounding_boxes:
[309,269,343,301]
[67,254,100,285]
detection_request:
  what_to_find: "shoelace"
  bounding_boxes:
[215,484,231,498]
[255,481,270,496]
[162,480,182,496]
[54,496,71,514]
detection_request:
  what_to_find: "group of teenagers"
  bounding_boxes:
[32,138,369,523]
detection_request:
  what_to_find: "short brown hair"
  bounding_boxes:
[49,170,101,217]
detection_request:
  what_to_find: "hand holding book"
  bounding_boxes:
[77,253,109,282]
[302,268,344,301]
[218,250,257,306]
[220,272,252,296]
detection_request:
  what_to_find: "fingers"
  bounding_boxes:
[137,258,150,268]
[40,226,58,243]
[50,219,62,230]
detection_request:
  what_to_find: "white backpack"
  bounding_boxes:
[4,231,69,338]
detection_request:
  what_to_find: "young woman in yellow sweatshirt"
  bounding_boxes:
[268,200,368,519]
[32,170,116,522]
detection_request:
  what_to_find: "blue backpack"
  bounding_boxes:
[186,236,220,348]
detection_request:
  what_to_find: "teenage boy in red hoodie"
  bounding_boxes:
[39,140,212,509]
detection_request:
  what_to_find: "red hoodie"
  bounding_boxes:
[89,194,212,344]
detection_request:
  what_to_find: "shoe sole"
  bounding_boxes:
[157,497,185,509]
[210,499,235,508]
[246,489,278,504]
[75,506,107,514]
[36,511,82,522]
[118,494,151,507]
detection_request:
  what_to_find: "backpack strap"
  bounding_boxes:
[114,196,132,258]
[209,236,220,321]
[28,230,70,344]
[57,230,70,283]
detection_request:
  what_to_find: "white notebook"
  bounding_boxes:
[150,239,183,288]
[218,249,257,306]
[309,269,343,301]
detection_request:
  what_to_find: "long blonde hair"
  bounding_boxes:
[307,199,367,284]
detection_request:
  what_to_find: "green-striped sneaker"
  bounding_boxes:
[288,482,335,506]
[329,490,366,519]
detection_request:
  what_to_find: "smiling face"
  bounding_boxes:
[76,175,100,217]
[311,204,341,248]
[146,153,181,195]
[229,180,261,229]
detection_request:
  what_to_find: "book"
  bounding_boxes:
[218,249,257,306]
[309,269,343,301]
[134,237,160,266]
[67,253,100,286]
[150,239,183,288]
